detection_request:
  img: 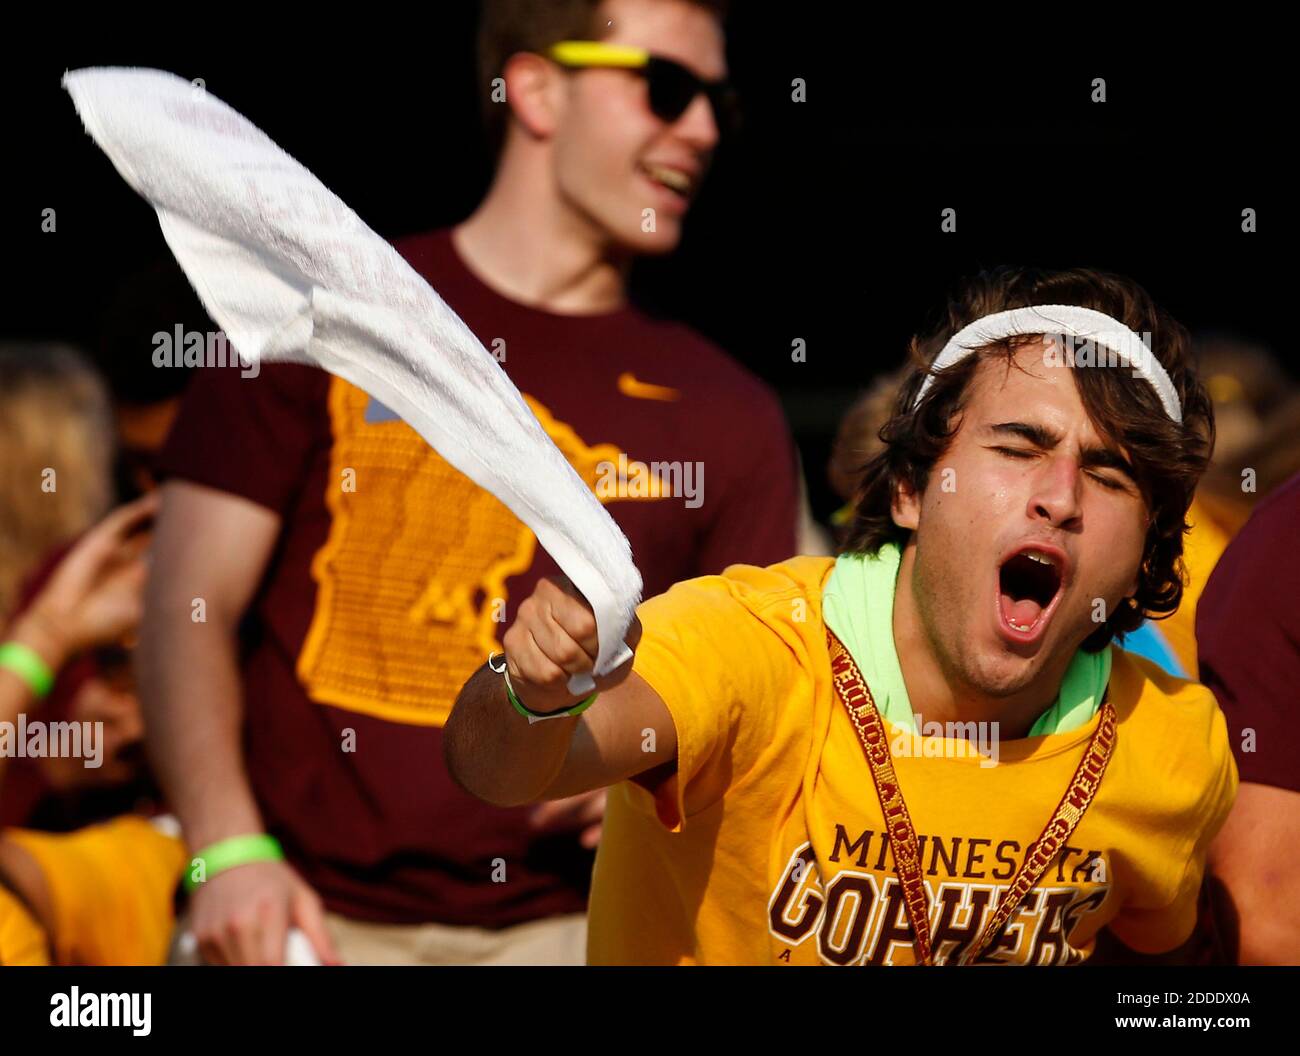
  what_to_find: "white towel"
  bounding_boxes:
[63,67,639,692]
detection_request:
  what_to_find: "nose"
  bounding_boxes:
[674,91,720,153]
[1027,453,1084,530]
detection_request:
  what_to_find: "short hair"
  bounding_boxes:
[476,0,729,158]
[841,266,1215,651]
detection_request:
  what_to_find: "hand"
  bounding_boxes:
[529,789,607,849]
[190,857,342,966]
[17,493,160,667]
[501,576,641,717]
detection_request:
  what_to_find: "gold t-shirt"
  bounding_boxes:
[588,557,1237,965]
[4,815,185,966]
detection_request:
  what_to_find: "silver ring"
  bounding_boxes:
[487,651,508,674]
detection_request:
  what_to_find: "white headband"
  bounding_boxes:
[913,304,1182,423]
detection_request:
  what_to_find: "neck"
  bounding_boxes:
[891,542,1066,740]
[453,141,630,315]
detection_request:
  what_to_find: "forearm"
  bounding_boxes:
[0,668,33,759]
[1208,783,1300,964]
[0,612,67,784]
[136,602,263,850]
[443,664,582,808]
[0,672,30,786]
[0,839,53,939]
[1211,867,1300,964]
[0,615,65,936]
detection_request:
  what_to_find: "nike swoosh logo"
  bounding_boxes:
[617,372,681,402]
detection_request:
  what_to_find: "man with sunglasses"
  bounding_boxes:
[462,2,736,261]
[142,0,805,966]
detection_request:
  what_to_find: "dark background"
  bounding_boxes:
[1,12,1290,522]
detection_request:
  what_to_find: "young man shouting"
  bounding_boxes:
[447,266,1238,966]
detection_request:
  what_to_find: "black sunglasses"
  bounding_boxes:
[546,42,740,133]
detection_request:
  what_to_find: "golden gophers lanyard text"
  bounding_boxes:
[825,628,1116,965]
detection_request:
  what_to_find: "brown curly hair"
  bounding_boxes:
[841,266,1215,652]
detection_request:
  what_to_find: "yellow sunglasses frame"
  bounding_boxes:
[546,41,652,68]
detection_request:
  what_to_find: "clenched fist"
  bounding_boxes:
[501,576,641,716]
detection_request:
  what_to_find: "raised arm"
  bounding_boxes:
[444,576,675,807]
[0,493,157,785]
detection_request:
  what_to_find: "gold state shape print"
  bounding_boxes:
[296,378,657,727]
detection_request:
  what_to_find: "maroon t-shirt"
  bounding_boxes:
[1196,472,1300,794]
[157,228,799,926]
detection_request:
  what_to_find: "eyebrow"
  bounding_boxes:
[985,422,1138,481]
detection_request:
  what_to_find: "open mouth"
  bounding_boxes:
[996,547,1066,642]
[640,162,694,199]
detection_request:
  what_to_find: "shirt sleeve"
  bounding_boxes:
[4,816,187,965]
[626,570,800,833]
[692,379,800,575]
[1107,706,1240,954]
[156,362,331,515]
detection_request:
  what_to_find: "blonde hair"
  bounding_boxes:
[0,343,114,623]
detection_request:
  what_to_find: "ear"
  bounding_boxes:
[501,52,566,139]
[891,477,921,531]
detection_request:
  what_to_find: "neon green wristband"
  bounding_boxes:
[184,833,285,892]
[0,641,55,698]
[502,669,597,723]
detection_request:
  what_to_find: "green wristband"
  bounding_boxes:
[503,671,598,722]
[0,641,55,698]
[184,833,285,892]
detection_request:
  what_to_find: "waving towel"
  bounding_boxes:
[63,67,640,692]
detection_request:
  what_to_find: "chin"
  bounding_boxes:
[611,223,682,256]
[964,647,1040,700]
[640,233,683,255]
